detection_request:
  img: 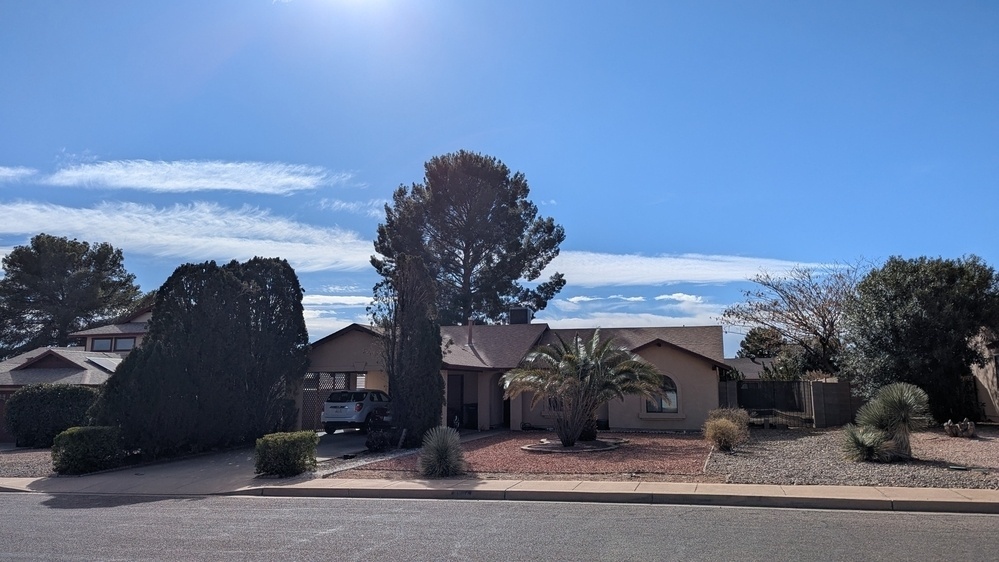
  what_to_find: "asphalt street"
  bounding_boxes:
[3,494,999,561]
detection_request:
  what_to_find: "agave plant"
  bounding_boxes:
[502,329,665,447]
[855,382,930,460]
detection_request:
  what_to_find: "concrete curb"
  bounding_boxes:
[226,480,999,514]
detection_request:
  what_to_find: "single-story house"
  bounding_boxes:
[305,316,729,432]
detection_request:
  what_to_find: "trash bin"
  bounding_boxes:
[463,403,478,430]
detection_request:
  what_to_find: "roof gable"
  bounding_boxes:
[310,323,383,347]
[0,347,122,387]
[13,350,83,371]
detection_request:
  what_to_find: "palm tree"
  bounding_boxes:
[855,382,930,459]
[502,329,665,447]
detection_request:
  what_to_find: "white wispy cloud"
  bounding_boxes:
[44,160,345,195]
[567,296,602,303]
[0,201,374,272]
[655,292,704,303]
[319,283,362,293]
[609,295,646,302]
[320,198,388,219]
[301,295,373,307]
[0,166,37,182]
[546,251,827,287]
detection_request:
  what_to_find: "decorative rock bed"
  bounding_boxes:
[521,437,628,453]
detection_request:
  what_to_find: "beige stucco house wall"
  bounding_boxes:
[608,342,720,431]
[509,339,722,432]
[307,326,388,391]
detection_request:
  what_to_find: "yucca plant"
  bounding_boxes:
[418,426,465,477]
[842,424,893,462]
[855,382,930,460]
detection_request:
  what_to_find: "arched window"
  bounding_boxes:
[646,375,678,414]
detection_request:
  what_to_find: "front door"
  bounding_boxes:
[447,374,464,428]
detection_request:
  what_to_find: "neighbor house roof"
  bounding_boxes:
[0,348,122,387]
[70,305,154,338]
[724,357,774,380]
[70,322,148,337]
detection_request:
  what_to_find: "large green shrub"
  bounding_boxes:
[254,431,319,477]
[418,426,465,477]
[5,384,99,448]
[93,258,309,459]
[52,426,125,474]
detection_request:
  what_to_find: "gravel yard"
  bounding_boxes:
[5,426,999,489]
[330,426,999,489]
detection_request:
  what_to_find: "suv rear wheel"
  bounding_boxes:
[323,423,337,435]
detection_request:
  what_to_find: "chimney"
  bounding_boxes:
[509,307,533,325]
[467,317,473,345]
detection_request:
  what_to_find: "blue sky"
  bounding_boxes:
[1,1,997,355]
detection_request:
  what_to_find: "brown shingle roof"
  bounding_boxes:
[441,323,548,370]
[0,348,122,387]
[542,326,725,363]
[71,322,148,337]
[314,322,726,372]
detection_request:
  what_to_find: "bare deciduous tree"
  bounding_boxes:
[722,264,861,375]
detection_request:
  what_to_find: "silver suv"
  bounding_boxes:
[321,389,391,434]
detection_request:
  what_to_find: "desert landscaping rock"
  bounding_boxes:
[5,426,998,490]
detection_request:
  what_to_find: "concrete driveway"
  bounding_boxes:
[316,429,368,461]
[0,430,370,497]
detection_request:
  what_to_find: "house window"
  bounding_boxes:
[113,337,135,351]
[646,376,678,414]
[91,338,112,352]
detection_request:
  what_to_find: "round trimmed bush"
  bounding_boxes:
[5,384,98,448]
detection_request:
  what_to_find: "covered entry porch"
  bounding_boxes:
[441,369,509,431]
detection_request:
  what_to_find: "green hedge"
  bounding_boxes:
[254,431,319,477]
[5,384,99,448]
[52,426,126,475]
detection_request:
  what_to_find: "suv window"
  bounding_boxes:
[326,391,367,402]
